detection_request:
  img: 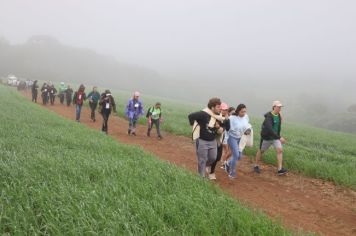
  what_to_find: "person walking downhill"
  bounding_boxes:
[221,107,235,170]
[58,82,66,104]
[41,83,50,105]
[31,80,39,103]
[73,84,86,122]
[226,104,251,179]
[99,90,117,134]
[188,98,224,178]
[65,85,73,106]
[146,102,163,139]
[208,102,230,180]
[125,91,144,136]
[87,86,101,122]
[254,101,288,176]
[49,84,57,105]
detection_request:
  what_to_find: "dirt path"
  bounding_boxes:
[24,92,356,235]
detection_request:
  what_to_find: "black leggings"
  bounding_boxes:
[211,144,223,174]
[101,109,111,133]
[89,102,98,120]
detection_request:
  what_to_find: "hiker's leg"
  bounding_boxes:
[147,120,152,136]
[255,139,270,166]
[106,112,111,133]
[207,141,218,167]
[196,139,209,177]
[228,137,241,177]
[273,140,283,170]
[128,118,134,133]
[76,105,82,121]
[211,144,223,174]
[132,117,138,133]
[154,119,161,137]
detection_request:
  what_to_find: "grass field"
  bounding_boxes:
[0,85,290,235]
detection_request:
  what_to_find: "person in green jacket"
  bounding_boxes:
[146,102,163,139]
[87,86,101,122]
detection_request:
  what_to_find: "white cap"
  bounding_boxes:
[272,100,283,107]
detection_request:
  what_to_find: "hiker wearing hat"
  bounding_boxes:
[65,85,73,106]
[188,98,225,178]
[208,102,230,180]
[146,102,163,139]
[58,82,66,104]
[125,91,144,136]
[99,90,117,134]
[73,84,87,122]
[87,86,101,122]
[254,101,288,176]
[221,106,235,170]
[31,80,39,103]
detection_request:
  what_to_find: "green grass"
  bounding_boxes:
[0,85,291,235]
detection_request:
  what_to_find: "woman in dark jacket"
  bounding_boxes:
[99,90,117,134]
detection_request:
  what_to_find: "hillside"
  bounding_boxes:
[0,85,289,235]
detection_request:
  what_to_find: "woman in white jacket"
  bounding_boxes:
[227,104,251,179]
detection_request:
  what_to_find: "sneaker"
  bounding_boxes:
[131,132,136,136]
[277,168,288,176]
[208,173,217,180]
[254,166,261,174]
[158,135,163,140]
[228,174,237,179]
[128,129,131,135]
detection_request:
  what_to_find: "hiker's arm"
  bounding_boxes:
[112,97,117,113]
[188,111,202,126]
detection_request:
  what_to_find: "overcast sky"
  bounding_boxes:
[1,0,355,81]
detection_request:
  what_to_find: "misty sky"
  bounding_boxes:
[1,0,355,81]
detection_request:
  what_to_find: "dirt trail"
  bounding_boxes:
[24,91,356,235]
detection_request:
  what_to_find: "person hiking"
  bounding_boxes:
[73,84,86,122]
[226,104,251,179]
[254,101,288,176]
[65,85,74,106]
[49,84,57,105]
[31,80,39,103]
[41,83,50,105]
[188,97,224,178]
[87,86,101,122]
[221,106,235,170]
[208,102,230,180]
[125,91,144,136]
[58,82,66,104]
[99,90,117,134]
[146,102,163,139]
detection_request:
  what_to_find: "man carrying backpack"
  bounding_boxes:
[146,102,163,139]
[73,84,86,122]
[49,84,57,105]
[87,86,101,122]
[58,82,66,104]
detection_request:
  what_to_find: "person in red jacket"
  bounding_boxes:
[73,84,86,122]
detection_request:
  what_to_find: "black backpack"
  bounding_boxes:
[146,107,153,118]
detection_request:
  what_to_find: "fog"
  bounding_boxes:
[1,0,356,132]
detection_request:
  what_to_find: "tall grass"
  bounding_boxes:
[0,85,290,235]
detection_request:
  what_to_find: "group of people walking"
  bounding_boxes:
[31,82,163,138]
[189,97,287,180]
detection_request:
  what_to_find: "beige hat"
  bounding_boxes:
[272,100,283,107]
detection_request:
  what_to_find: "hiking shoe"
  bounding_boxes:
[158,135,163,140]
[254,166,261,174]
[277,168,288,176]
[208,173,217,180]
[228,174,237,179]
[131,132,136,136]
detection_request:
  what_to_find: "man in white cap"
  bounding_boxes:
[125,91,144,136]
[254,101,288,176]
